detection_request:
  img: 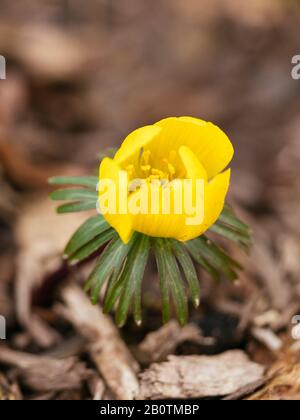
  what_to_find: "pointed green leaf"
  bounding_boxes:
[133,236,151,325]
[56,201,97,214]
[84,234,119,294]
[50,188,97,202]
[204,236,242,271]
[190,236,239,281]
[68,229,115,264]
[49,176,98,189]
[155,239,188,326]
[185,240,220,281]
[154,241,171,324]
[210,223,252,251]
[103,266,126,314]
[115,234,151,327]
[171,240,200,308]
[85,234,136,304]
[219,205,250,233]
[64,215,110,257]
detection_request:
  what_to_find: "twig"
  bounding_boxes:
[58,283,140,400]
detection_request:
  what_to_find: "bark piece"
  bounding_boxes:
[138,350,265,400]
[30,392,56,400]
[223,376,272,400]
[59,284,139,400]
[0,346,91,392]
[136,320,214,364]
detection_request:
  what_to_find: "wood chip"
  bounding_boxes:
[223,376,273,400]
[136,320,214,364]
[0,346,91,392]
[138,350,265,400]
[59,284,140,400]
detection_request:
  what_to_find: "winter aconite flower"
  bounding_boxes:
[50,116,249,327]
[98,117,233,244]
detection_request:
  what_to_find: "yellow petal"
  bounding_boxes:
[128,169,230,241]
[129,152,230,241]
[100,119,232,243]
[155,117,234,179]
[204,168,231,228]
[178,116,207,126]
[114,125,162,169]
[99,157,133,243]
[177,169,231,241]
[132,213,187,239]
[129,181,188,239]
[178,145,207,181]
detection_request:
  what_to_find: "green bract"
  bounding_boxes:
[49,175,251,327]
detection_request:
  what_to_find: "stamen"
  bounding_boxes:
[141,165,151,175]
[151,168,164,177]
[126,164,136,178]
[142,150,151,165]
[131,149,180,184]
[162,158,176,179]
[167,163,176,177]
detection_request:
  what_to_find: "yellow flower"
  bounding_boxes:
[99,116,233,244]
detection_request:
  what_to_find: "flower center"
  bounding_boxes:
[126,149,184,183]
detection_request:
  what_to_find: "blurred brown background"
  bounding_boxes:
[1,0,300,400]
[0,0,299,175]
